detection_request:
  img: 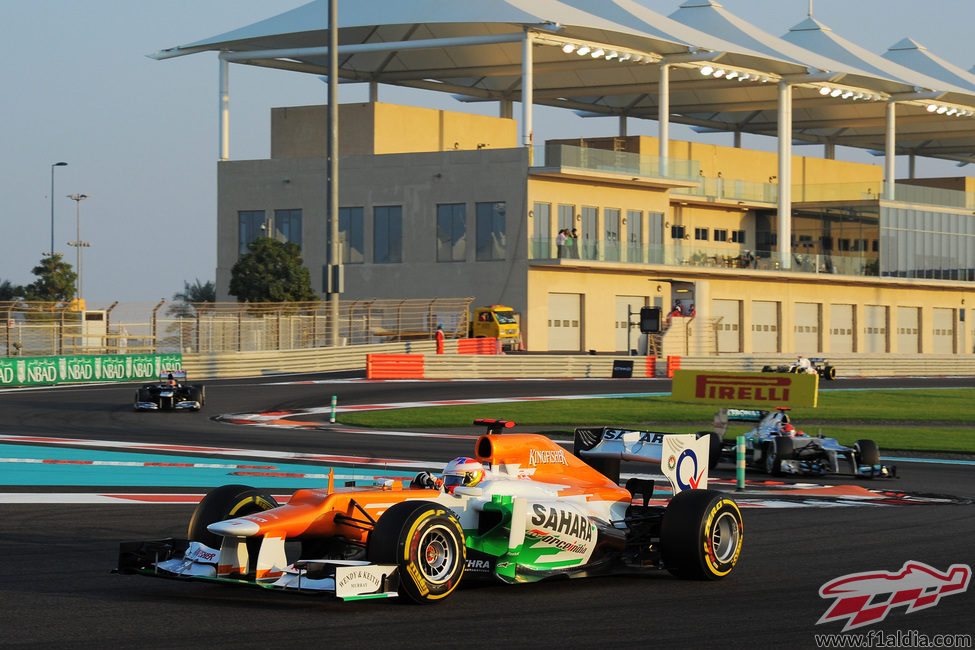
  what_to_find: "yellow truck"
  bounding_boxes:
[469,305,520,348]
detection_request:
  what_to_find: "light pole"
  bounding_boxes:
[66,193,90,301]
[49,162,68,256]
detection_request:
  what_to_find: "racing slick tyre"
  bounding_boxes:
[367,501,466,604]
[761,365,772,373]
[187,484,279,550]
[821,364,837,380]
[764,437,794,476]
[660,489,743,580]
[133,389,147,409]
[854,439,880,466]
[187,386,205,410]
[696,431,723,470]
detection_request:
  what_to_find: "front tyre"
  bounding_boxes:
[855,439,880,466]
[764,437,793,476]
[368,501,465,604]
[187,484,279,550]
[661,489,743,580]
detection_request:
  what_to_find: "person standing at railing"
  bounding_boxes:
[435,324,445,354]
[556,229,568,258]
[570,228,580,258]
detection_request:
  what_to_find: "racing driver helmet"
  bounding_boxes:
[442,457,485,494]
[780,423,797,437]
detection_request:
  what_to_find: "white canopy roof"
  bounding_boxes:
[153,0,975,165]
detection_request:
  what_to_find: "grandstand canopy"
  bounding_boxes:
[152,0,975,166]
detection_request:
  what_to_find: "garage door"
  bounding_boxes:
[794,303,820,353]
[712,299,741,353]
[830,304,854,353]
[896,306,919,353]
[863,305,888,353]
[751,301,779,353]
[932,308,955,354]
[548,293,582,352]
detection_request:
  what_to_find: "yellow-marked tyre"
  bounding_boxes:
[661,489,743,580]
[368,501,465,604]
[187,484,279,549]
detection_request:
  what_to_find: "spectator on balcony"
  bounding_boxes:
[556,229,568,258]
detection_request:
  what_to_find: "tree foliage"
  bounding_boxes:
[167,279,216,317]
[0,279,19,301]
[228,238,318,303]
[20,254,77,302]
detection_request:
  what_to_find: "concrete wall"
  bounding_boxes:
[218,146,531,314]
[271,102,517,158]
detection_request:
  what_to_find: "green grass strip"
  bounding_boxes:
[337,388,975,454]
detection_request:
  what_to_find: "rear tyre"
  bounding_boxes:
[661,489,743,580]
[187,484,279,550]
[822,365,836,380]
[367,501,465,604]
[855,439,880,466]
[696,431,723,470]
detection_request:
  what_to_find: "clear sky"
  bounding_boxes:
[3,0,974,304]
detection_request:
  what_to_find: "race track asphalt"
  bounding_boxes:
[1,374,973,649]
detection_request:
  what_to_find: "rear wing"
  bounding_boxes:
[725,408,768,423]
[159,369,187,381]
[573,427,709,493]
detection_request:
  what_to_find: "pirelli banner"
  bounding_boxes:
[671,370,818,407]
[0,353,183,388]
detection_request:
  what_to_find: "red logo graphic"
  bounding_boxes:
[817,561,971,631]
[693,374,791,402]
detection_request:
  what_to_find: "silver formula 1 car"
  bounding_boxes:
[762,357,836,380]
[133,370,205,411]
[717,407,894,478]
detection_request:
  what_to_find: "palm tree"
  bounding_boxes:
[167,279,215,317]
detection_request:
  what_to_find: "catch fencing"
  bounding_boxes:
[1,297,474,357]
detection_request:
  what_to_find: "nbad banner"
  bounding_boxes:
[0,353,182,387]
[670,369,818,407]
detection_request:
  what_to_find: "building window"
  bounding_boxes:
[695,227,709,241]
[732,230,746,243]
[557,204,575,231]
[533,202,552,259]
[335,206,364,264]
[671,225,686,239]
[437,203,466,262]
[274,209,302,247]
[238,210,266,254]
[476,202,506,261]
[374,205,403,263]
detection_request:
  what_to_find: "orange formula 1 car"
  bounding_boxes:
[116,420,743,603]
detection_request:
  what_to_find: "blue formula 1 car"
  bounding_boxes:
[133,370,205,412]
[716,407,895,478]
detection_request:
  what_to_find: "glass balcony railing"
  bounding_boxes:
[530,237,880,277]
[536,144,701,182]
[533,147,975,210]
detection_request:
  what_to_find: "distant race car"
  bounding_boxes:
[116,420,744,603]
[762,357,836,380]
[717,407,894,478]
[133,370,205,411]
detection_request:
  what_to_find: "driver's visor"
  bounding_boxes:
[442,474,468,490]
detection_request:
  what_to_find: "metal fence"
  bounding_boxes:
[2,298,474,357]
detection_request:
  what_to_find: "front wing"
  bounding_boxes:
[116,538,401,600]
